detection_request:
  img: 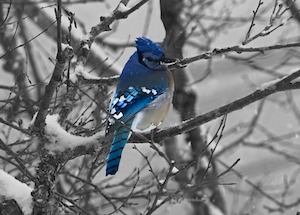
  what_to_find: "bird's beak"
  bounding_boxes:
[160,57,179,66]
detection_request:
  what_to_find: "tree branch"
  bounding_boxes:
[58,0,149,123]
[153,70,300,141]
[79,41,300,86]
[32,41,73,132]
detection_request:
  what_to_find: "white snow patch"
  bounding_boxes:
[237,44,246,48]
[82,43,89,50]
[29,112,38,126]
[61,43,72,51]
[159,179,165,184]
[44,114,100,152]
[289,67,300,75]
[156,199,163,205]
[118,3,130,12]
[261,28,273,35]
[289,68,300,84]
[82,34,91,42]
[69,64,100,83]
[80,70,100,81]
[171,166,179,174]
[257,76,285,91]
[69,72,78,83]
[76,65,100,80]
[0,169,33,215]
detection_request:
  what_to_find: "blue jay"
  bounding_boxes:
[105,37,174,176]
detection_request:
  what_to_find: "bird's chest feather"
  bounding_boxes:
[131,69,174,131]
[107,59,174,133]
[131,89,173,132]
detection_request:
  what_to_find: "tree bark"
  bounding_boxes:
[160,0,226,214]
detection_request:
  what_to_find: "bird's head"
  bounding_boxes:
[135,37,166,70]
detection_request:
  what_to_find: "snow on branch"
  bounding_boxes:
[76,0,149,66]
[141,68,300,143]
[78,42,300,86]
[43,114,101,153]
[172,41,300,68]
[257,76,286,91]
[61,43,73,52]
[117,3,131,13]
[69,64,101,83]
[0,169,33,215]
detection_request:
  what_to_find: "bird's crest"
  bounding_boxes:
[135,37,164,59]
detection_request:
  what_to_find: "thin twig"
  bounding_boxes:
[244,0,263,42]
[55,0,62,57]
[133,144,161,185]
[215,99,265,157]
[145,161,175,215]
[32,44,73,131]
[106,170,140,215]
[199,115,227,184]
[153,69,300,142]
[0,21,57,60]
[217,158,300,209]
[0,0,12,27]
[0,117,30,135]
[54,191,92,215]
[0,138,36,182]
[58,0,150,123]
[64,172,118,210]
[80,41,300,86]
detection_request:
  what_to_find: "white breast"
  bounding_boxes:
[131,90,173,132]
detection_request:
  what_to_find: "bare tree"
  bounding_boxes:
[1,0,300,215]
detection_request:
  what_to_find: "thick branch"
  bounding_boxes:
[82,42,300,85]
[32,43,73,131]
[175,42,300,67]
[59,70,300,161]
[154,70,300,141]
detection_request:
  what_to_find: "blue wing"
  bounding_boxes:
[106,118,133,175]
[105,86,163,175]
[107,86,163,133]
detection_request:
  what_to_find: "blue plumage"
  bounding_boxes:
[135,37,164,59]
[106,37,174,176]
[106,118,133,175]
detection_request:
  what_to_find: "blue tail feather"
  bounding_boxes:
[106,120,133,176]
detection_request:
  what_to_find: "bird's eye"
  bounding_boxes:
[144,57,159,62]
